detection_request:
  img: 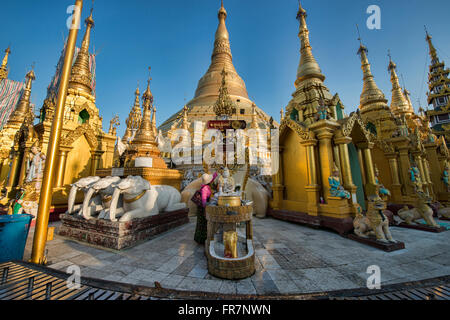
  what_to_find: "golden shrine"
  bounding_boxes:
[270,3,450,234]
[99,70,183,190]
[0,10,117,212]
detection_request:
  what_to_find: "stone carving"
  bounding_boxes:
[397,192,439,228]
[67,176,101,215]
[433,202,450,219]
[25,145,46,185]
[82,176,123,220]
[218,167,236,195]
[353,195,396,243]
[109,176,186,222]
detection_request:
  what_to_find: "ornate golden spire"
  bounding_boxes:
[425,27,439,63]
[213,68,236,119]
[122,84,142,143]
[133,73,156,146]
[69,8,94,95]
[388,52,411,117]
[0,47,11,80]
[9,68,36,124]
[295,1,325,87]
[191,1,249,104]
[357,39,388,111]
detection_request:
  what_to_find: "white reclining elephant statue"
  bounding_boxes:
[108,176,186,222]
[82,176,124,220]
[67,176,101,215]
[181,177,270,218]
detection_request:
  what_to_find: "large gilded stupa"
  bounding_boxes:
[158,2,275,135]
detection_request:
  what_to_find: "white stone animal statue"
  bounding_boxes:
[397,192,439,228]
[108,176,186,222]
[434,202,450,219]
[67,176,101,215]
[353,196,397,243]
[181,177,270,218]
[82,176,123,220]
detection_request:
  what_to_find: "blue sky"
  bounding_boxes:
[1,0,449,136]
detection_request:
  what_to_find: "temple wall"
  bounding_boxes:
[64,135,92,185]
[281,129,308,210]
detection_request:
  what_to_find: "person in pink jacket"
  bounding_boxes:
[194,172,218,244]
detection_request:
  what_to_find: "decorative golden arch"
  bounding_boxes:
[61,123,99,150]
[340,112,372,143]
[279,118,315,142]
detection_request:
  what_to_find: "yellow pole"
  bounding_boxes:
[30,0,83,264]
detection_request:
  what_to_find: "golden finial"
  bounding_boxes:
[295,1,325,86]
[143,67,153,105]
[69,6,95,94]
[1,46,11,68]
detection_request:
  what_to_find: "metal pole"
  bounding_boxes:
[30,0,83,264]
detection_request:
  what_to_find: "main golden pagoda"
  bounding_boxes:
[0,9,117,211]
[158,2,276,137]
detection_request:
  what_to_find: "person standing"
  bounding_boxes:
[194,172,218,244]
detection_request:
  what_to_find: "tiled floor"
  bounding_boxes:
[23,217,450,295]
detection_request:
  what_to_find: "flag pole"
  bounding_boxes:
[30,0,83,264]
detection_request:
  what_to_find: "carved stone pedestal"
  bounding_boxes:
[58,209,189,250]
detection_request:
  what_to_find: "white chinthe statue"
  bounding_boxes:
[67,176,101,215]
[82,176,123,220]
[108,176,186,222]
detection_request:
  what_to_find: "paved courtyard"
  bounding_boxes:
[24,217,450,295]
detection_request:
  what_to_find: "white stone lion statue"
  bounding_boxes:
[181,177,270,218]
[67,176,101,215]
[109,176,186,222]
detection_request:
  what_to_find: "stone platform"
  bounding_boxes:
[58,209,189,250]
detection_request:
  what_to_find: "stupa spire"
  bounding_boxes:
[191,1,249,103]
[295,1,325,87]
[133,71,156,146]
[122,84,142,143]
[69,8,94,95]
[425,27,439,63]
[0,47,11,80]
[356,29,388,111]
[388,51,411,117]
[9,68,36,124]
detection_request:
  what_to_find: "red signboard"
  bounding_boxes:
[207,120,247,131]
